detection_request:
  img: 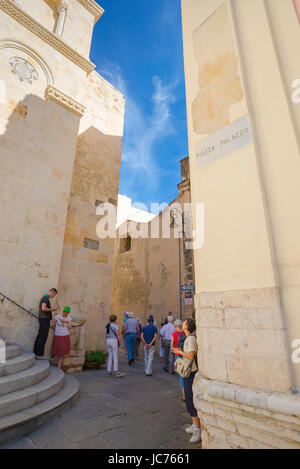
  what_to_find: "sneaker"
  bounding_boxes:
[190,430,201,444]
[114,372,125,378]
[185,424,195,434]
[128,360,132,365]
[163,367,169,372]
[105,372,112,376]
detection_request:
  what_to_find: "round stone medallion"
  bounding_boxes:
[8,57,38,84]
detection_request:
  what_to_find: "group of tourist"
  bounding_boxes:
[33,289,201,444]
[105,311,201,444]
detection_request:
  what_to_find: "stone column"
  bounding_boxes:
[55,1,68,38]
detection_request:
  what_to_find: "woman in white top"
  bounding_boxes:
[106,315,124,378]
[51,306,72,369]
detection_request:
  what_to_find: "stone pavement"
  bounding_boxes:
[2,353,202,450]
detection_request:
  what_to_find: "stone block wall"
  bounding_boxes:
[194,377,300,449]
[195,288,292,392]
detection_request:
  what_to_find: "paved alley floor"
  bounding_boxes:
[2,353,202,450]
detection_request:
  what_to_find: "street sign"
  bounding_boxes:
[185,298,193,305]
[181,285,194,291]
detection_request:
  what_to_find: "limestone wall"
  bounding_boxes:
[110,164,194,328]
[13,0,98,59]
[0,0,118,355]
[58,71,125,351]
[0,5,87,349]
[181,0,300,448]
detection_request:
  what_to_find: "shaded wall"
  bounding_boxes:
[58,72,125,351]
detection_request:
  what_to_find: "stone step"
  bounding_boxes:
[0,361,50,396]
[0,367,64,419]
[0,352,35,377]
[5,344,20,361]
[0,374,80,446]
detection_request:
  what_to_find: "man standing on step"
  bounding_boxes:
[33,288,57,359]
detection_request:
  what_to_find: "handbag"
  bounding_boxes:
[174,335,197,378]
[174,356,193,378]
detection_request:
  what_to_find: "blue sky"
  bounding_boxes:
[90,0,188,212]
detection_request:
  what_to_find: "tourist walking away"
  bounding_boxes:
[51,306,72,369]
[124,312,139,365]
[161,315,176,373]
[159,322,164,362]
[172,317,201,444]
[135,317,143,360]
[164,311,173,325]
[105,315,124,378]
[33,288,57,358]
[171,319,186,401]
[141,318,158,376]
[148,314,158,327]
[121,312,129,351]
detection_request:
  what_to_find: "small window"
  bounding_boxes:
[119,235,131,254]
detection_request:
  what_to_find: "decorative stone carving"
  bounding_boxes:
[76,0,104,22]
[0,0,95,73]
[0,40,54,86]
[45,85,86,117]
[8,57,38,84]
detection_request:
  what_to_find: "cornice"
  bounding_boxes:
[45,85,86,117]
[0,0,95,73]
[178,179,191,193]
[76,0,104,23]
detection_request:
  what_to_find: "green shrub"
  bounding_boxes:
[85,350,107,364]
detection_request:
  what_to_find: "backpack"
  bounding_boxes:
[174,335,198,378]
[178,331,186,350]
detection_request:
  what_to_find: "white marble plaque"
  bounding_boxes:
[195,115,253,167]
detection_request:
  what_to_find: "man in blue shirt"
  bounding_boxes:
[141,318,158,376]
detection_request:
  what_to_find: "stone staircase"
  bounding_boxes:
[0,340,79,446]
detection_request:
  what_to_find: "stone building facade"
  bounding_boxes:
[110,157,195,327]
[0,0,125,362]
[181,0,300,448]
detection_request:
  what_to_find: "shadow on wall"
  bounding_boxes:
[57,125,124,352]
[0,93,81,350]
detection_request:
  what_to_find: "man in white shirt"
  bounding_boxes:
[161,315,176,374]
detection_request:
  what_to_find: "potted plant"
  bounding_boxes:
[84,350,107,370]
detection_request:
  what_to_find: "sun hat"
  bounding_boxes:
[63,306,70,313]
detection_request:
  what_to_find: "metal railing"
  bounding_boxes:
[0,292,38,319]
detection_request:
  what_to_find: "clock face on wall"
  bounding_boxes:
[8,57,38,84]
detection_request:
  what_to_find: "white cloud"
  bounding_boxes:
[96,61,178,193]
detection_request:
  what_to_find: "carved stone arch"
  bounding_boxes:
[0,39,54,87]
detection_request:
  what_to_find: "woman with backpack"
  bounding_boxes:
[105,315,124,378]
[171,319,186,401]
